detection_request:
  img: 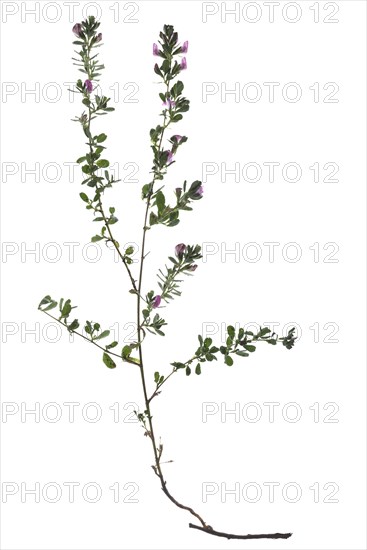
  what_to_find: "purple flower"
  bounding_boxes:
[72,23,82,37]
[84,79,93,93]
[188,264,198,272]
[152,295,161,308]
[195,185,204,198]
[172,134,183,143]
[163,98,176,110]
[181,41,189,53]
[165,150,174,164]
[175,243,186,259]
[153,43,160,56]
[96,33,102,43]
[181,57,187,70]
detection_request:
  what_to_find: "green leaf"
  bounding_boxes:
[186,366,191,376]
[68,319,80,332]
[154,371,160,383]
[38,295,52,307]
[94,330,110,341]
[227,325,235,338]
[149,212,158,226]
[96,159,109,168]
[225,355,234,366]
[91,235,103,242]
[195,364,201,375]
[172,114,183,122]
[236,350,249,357]
[103,352,116,369]
[77,157,86,164]
[244,344,256,352]
[106,341,118,350]
[60,299,72,319]
[155,190,165,214]
[122,345,132,359]
[96,133,107,143]
[80,192,89,202]
[38,295,58,312]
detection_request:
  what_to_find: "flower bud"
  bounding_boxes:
[180,57,187,70]
[153,43,160,56]
[175,243,186,259]
[96,33,102,42]
[165,150,174,164]
[152,295,161,308]
[181,41,189,53]
[194,185,203,198]
[188,264,198,272]
[84,79,93,93]
[72,23,83,38]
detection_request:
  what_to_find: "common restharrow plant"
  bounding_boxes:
[38,17,297,541]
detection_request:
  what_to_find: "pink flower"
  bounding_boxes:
[172,135,183,143]
[72,23,82,37]
[153,43,160,56]
[165,150,174,164]
[181,57,187,70]
[195,185,203,198]
[181,41,189,53]
[152,295,161,308]
[163,98,176,110]
[175,243,186,259]
[84,79,93,93]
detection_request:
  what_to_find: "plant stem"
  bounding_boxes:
[189,523,292,540]
[134,81,210,529]
[132,71,292,541]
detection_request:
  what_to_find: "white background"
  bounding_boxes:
[1,1,366,549]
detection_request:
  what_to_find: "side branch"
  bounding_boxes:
[40,310,139,367]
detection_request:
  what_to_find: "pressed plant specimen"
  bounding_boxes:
[38,16,296,541]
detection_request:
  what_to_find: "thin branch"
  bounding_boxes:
[189,523,292,540]
[40,310,139,367]
[84,36,137,294]
[98,200,138,292]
